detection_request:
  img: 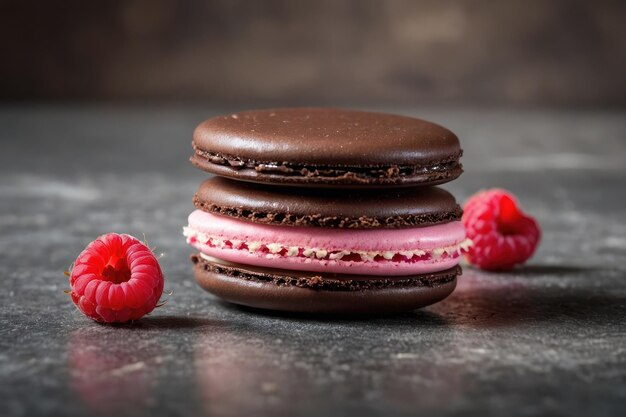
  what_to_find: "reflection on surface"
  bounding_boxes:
[66,316,220,417]
[192,308,464,416]
[67,326,158,417]
[431,266,625,327]
[65,265,625,417]
[194,330,310,416]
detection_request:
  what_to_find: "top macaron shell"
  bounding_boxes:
[191,108,462,187]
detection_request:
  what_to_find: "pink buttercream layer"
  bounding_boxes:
[189,210,465,251]
[186,210,466,276]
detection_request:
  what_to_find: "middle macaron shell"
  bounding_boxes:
[184,177,471,277]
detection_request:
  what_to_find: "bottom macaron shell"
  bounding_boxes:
[192,255,459,314]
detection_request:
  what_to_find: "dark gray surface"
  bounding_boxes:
[1,106,625,417]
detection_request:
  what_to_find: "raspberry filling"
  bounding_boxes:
[183,227,472,264]
[185,210,469,276]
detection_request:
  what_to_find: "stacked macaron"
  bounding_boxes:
[184,108,469,314]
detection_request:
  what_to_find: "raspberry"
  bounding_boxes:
[462,189,540,270]
[69,233,164,323]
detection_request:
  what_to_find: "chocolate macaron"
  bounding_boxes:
[191,108,462,187]
[185,107,467,314]
[184,177,471,314]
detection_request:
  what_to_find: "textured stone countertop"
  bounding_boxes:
[1,106,625,417]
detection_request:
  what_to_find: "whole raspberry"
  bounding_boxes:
[462,189,540,270]
[68,233,164,323]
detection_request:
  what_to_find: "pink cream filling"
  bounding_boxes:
[185,210,470,276]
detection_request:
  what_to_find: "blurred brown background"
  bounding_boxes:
[2,0,625,106]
